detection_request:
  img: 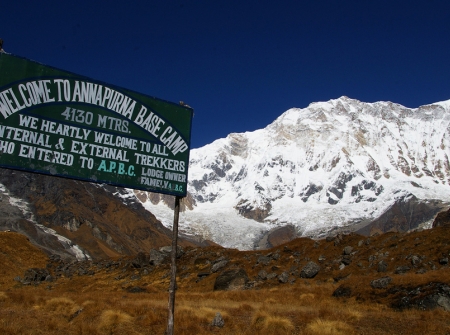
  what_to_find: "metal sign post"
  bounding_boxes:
[166,196,181,335]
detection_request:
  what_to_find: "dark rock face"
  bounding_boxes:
[357,195,447,236]
[213,268,249,291]
[327,172,355,204]
[266,225,297,248]
[235,199,272,222]
[390,282,450,311]
[432,208,450,228]
[21,268,51,285]
[300,261,320,278]
[300,183,323,203]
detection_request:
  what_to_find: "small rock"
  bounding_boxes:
[437,296,450,311]
[126,286,146,293]
[343,246,353,255]
[258,270,268,280]
[377,260,388,273]
[370,276,392,289]
[410,255,421,267]
[256,256,271,266]
[439,258,449,265]
[278,272,289,283]
[395,266,411,274]
[266,272,278,280]
[211,312,225,328]
[300,261,320,278]
[341,255,352,265]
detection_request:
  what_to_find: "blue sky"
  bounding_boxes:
[3,1,450,148]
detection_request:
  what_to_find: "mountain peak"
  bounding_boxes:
[141,97,450,250]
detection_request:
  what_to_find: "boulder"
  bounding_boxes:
[214,268,249,291]
[391,282,450,311]
[343,246,353,255]
[159,245,184,258]
[300,261,320,278]
[149,249,167,266]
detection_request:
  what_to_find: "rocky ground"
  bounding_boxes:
[5,207,450,313]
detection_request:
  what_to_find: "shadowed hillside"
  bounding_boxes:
[0,168,214,260]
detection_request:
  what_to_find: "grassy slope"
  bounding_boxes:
[1,227,450,334]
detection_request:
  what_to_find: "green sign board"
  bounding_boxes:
[0,54,193,197]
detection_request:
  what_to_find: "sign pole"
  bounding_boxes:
[166,195,181,335]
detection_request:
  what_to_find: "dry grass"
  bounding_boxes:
[98,310,134,334]
[0,277,449,334]
[2,226,450,334]
[306,318,356,335]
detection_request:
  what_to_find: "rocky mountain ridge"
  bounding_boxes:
[142,96,450,249]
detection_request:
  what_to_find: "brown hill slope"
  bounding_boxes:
[0,231,48,289]
[0,222,450,335]
[1,213,450,334]
[0,168,212,260]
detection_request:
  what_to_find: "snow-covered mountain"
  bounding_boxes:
[138,96,450,249]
